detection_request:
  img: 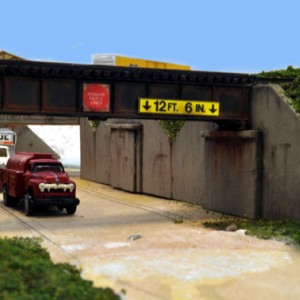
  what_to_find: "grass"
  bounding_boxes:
[0,237,120,300]
[203,218,300,247]
[173,219,183,224]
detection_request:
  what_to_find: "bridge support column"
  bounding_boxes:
[202,130,263,219]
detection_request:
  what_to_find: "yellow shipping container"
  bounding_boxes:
[92,54,191,70]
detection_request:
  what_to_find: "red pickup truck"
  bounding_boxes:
[0,152,80,216]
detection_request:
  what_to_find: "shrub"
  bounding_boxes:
[257,66,300,113]
[0,237,120,300]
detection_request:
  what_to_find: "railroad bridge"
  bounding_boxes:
[0,59,299,221]
[0,59,254,126]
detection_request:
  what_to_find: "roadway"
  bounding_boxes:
[0,178,300,300]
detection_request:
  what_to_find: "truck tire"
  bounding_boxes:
[24,193,34,216]
[3,186,13,207]
[66,205,77,215]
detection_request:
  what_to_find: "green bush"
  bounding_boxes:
[159,120,185,139]
[0,237,120,300]
[257,66,300,113]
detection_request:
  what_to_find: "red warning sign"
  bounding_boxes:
[83,83,110,112]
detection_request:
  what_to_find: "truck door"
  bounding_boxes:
[0,146,8,166]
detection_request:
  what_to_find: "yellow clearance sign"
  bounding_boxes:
[139,98,220,116]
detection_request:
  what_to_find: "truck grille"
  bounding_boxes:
[39,182,75,193]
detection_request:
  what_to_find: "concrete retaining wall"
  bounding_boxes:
[251,85,300,220]
[15,126,60,159]
[80,119,215,204]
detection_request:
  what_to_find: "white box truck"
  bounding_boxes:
[0,129,16,167]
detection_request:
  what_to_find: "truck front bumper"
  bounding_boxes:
[31,197,80,207]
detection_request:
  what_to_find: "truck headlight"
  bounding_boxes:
[39,183,46,192]
[69,183,75,192]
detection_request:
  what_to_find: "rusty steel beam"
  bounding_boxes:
[0,59,255,128]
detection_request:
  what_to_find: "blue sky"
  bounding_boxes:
[1,0,299,73]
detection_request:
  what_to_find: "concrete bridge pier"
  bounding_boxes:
[202,130,263,219]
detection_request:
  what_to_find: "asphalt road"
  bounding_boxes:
[0,178,300,300]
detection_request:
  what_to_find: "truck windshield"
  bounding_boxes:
[32,163,64,173]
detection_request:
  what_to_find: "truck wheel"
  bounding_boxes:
[24,193,34,216]
[3,186,13,207]
[66,205,77,215]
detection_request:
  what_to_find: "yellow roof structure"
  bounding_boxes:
[0,50,24,60]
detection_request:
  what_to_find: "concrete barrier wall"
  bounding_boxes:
[80,118,215,203]
[80,119,260,218]
[141,120,172,198]
[251,85,300,220]
[142,120,216,200]
[80,120,111,184]
[172,122,216,202]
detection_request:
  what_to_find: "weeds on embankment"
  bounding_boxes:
[204,218,300,247]
[257,66,300,113]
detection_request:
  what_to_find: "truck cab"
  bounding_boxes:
[1,152,79,216]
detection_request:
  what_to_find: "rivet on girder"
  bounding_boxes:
[122,70,130,78]
[51,68,61,75]
[188,75,197,82]
[152,73,160,80]
[93,70,103,77]
[161,72,169,80]
[30,66,41,74]
[41,67,51,75]
[215,76,222,83]
[171,74,178,81]
[82,69,92,76]
[71,69,81,76]
[179,74,186,81]
[104,71,111,78]
[223,77,231,84]
[19,66,30,74]
[132,71,140,79]
[8,66,20,75]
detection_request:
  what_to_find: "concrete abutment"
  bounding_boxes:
[80,84,300,221]
[202,130,263,219]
